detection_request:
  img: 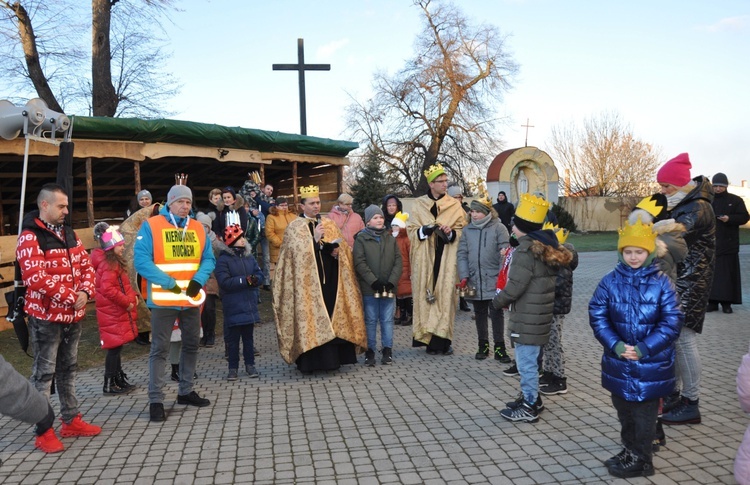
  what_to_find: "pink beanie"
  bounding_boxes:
[657,153,692,187]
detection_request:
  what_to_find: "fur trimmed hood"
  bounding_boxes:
[528,238,574,269]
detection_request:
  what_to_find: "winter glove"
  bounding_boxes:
[371,280,383,291]
[168,284,182,294]
[384,282,395,292]
[247,275,260,287]
[457,278,468,289]
[186,280,202,298]
[421,224,436,237]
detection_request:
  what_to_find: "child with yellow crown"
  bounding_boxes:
[589,216,684,479]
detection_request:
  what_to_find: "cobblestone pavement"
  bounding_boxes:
[1,247,749,484]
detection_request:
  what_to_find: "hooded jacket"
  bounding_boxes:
[353,227,403,297]
[266,205,297,264]
[16,211,96,323]
[668,176,716,333]
[212,194,249,238]
[214,241,264,327]
[492,230,572,345]
[393,228,412,297]
[92,248,138,349]
[327,205,365,248]
[457,217,510,301]
[381,194,403,228]
[553,242,579,315]
[652,219,688,283]
[589,260,683,402]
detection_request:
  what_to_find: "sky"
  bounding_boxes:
[139,1,749,186]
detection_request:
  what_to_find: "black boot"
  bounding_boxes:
[475,340,489,360]
[608,452,654,478]
[653,417,666,452]
[135,331,150,345]
[115,369,134,391]
[494,342,511,363]
[459,297,471,312]
[103,376,126,395]
[171,364,179,382]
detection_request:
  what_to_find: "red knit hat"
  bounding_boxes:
[657,153,692,187]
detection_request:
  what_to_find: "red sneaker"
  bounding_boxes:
[34,428,64,453]
[60,414,102,437]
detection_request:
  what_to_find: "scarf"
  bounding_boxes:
[470,213,492,229]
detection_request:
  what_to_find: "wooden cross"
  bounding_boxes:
[521,118,534,147]
[272,38,331,135]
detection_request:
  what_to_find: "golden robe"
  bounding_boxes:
[407,195,466,345]
[273,216,366,364]
[120,204,161,333]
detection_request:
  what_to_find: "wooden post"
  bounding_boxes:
[85,158,95,226]
[134,161,141,193]
[337,165,344,195]
[260,165,265,186]
[292,161,298,205]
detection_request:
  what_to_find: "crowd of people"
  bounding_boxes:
[3,156,750,482]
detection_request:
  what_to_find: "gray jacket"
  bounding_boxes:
[0,353,49,425]
[457,217,509,300]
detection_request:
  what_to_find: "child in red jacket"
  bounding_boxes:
[92,223,139,395]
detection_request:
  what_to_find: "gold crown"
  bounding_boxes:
[423,163,446,183]
[394,211,409,223]
[618,215,656,253]
[475,196,493,209]
[635,195,665,219]
[515,193,550,224]
[299,185,319,198]
[542,222,569,244]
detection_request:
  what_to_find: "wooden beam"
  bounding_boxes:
[292,161,298,206]
[134,161,141,193]
[86,158,94,226]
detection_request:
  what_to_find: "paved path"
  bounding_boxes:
[1,247,749,484]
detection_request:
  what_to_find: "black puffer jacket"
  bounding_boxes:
[668,176,716,333]
[553,242,579,315]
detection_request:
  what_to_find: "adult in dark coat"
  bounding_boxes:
[656,153,715,426]
[381,194,403,229]
[708,173,749,314]
[492,191,515,233]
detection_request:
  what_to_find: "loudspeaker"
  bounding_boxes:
[0,99,45,140]
[25,98,70,134]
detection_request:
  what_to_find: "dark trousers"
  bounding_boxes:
[611,394,659,462]
[105,346,123,378]
[201,294,217,338]
[226,324,254,369]
[472,299,504,343]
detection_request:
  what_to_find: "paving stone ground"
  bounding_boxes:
[1,247,749,484]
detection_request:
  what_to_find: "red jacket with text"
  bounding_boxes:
[92,248,138,348]
[16,212,96,323]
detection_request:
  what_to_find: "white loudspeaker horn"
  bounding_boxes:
[26,98,70,134]
[0,99,45,140]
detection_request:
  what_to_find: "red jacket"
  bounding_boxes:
[394,229,412,297]
[16,214,96,323]
[92,249,138,349]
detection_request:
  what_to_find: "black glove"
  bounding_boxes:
[247,275,260,287]
[421,224,436,237]
[186,280,202,298]
[384,282,395,292]
[371,280,383,291]
[169,284,182,294]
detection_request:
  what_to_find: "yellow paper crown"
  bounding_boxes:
[617,215,656,253]
[476,196,493,209]
[299,185,319,198]
[394,211,409,223]
[424,163,446,183]
[515,193,550,224]
[635,194,667,219]
[542,222,569,244]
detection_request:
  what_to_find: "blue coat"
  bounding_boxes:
[215,244,264,327]
[589,260,683,402]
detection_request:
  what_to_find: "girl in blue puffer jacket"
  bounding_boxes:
[589,216,683,479]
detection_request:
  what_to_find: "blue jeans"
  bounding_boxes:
[28,317,81,422]
[515,343,541,403]
[149,307,201,403]
[363,295,395,350]
[226,324,255,369]
[675,327,701,400]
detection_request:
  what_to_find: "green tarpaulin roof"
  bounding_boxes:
[70,116,359,158]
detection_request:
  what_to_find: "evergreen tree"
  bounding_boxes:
[349,151,391,216]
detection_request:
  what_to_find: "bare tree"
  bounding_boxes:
[548,111,662,197]
[1,0,178,117]
[345,0,518,195]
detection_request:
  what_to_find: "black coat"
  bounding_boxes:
[492,200,515,232]
[553,243,579,315]
[668,176,716,333]
[712,191,749,256]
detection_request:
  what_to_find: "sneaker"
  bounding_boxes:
[205,336,215,348]
[364,349,376,367]
[662,390,681,413]
[177,391,211,407]
[34,428,64,453]
[540,377,568,396]
[442,346,454,356]
[608,453,655,478]
[381,347,393,365]
[500,400,539,423]
[502,362,519,377]
[227,369,238,381]
[475,341,490,360]
[245,365,259,378]
[149,403,166,422]
[662,397,701,425]
[505,392,545,412]
[60,414,101,437]
[539,371,555,386]
[603,448,630,468]
[493,345,511,363]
